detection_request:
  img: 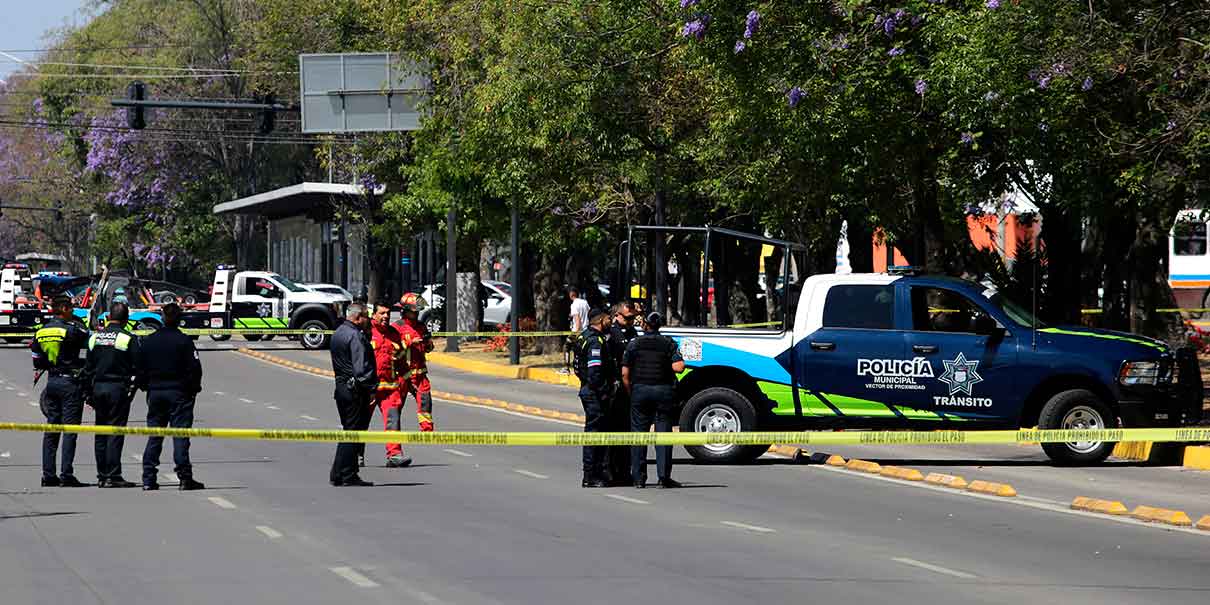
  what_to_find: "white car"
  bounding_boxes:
[418,280,512,330]
[301,282,354,302]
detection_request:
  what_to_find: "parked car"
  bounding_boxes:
[419,280,513,332]
[301,282,354,302]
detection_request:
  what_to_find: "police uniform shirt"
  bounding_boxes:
[579,327,615,394]
[135,326,202,394]
[622,334,683,386]
[31,317,89,374]
[85,324,139,384]
[607,323,637,371]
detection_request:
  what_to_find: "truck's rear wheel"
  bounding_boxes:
[210,334,231,342]
[299,320,331,350]
[679,387,768,464]
[1039,389,1117,465]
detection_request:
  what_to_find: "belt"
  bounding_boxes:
[48,370,83,378]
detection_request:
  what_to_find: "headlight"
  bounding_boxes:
[1119,361,1160,386]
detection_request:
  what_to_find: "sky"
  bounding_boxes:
[0,0,92,83]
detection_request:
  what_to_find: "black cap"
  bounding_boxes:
[645,312,664,330]
[588,308,608,323]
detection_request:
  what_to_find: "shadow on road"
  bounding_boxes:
[0,511,86,521]
[371,482,430,487]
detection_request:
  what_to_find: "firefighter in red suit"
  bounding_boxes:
[370,302,412,468]
[394,293,435,432]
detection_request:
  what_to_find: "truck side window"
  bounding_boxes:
[910,287,986,333]
[822,285,894,330]
[1174,222,1207,256]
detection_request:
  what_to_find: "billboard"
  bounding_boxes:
[299,53,428,133]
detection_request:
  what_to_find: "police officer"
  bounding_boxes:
[605,302,639,486]
[31,295,90,487]
[330,303,376,487]
[623,312,685,489]
[575,308,615,488]
[84,302,140,488]
[136,303,204,491]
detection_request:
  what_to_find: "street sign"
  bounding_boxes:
[298,53,428,134]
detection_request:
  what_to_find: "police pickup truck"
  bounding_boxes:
[669,269,1202,465]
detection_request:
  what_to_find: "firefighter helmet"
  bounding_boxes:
[399,292,425,313]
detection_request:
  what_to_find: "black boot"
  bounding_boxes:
[178,478,205,491]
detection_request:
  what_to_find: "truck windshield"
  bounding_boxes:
[986,292,1046,328]
[269,274,307,293]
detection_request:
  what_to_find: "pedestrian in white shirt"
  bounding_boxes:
[568,287,591,332]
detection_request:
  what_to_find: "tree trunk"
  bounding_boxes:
[1040,203,1084,324]
[533,252,568,355]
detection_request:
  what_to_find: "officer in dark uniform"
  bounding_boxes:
[136,303,204,491]
[605,302,639,486]
[31,295,90,487]
[623,312,685,488]
[575,308,615,488]
[329,303,376,487]
[83,302,140,488]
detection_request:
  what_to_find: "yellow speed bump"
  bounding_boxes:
[966,480,1017,497]
[1071,496,1129,516]
[1196,515,1210,531]
[1130,505,1193,527]
[845,459,882,474]
[825,454,847,467]
[924,473,969,489]
[767,445,804,459]
[879,466,925,481]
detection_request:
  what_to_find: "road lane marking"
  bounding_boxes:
[443,448,473,457]
[330,566,379,588]
[255,525,283,539]
[214,391,226,396]
[266,404,280,410]
[130,455,141,462]
[238,397,254,404]
[605,494,649,505]
[17,392,26,397]
[0,451,10,458]
[160,474,176,484]
[513,469,549,480]
[720,521,776,533]
[4,386,14,391]
[207,496,237,509]
[28,401,37,407]
[891,557,977,579]
[300,414,319,421]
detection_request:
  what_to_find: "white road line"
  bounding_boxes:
[130,455,142,462]
[300,414,319,421]
[238,397,254,404]
[513,469,549,480]
[207,496,237,509]
[266,405,280,410]
[329,566,379,588]
[4,386,14,391]
[720,521,777,534]
[17,391,27,397]
[255,525,283,539]
[0,451,10,458]
[214,391,226,396]
[443,448,473,457]
[160,474,176,484]
[27,401,37,407]
[891,557,977,579]
[605,494,649,505]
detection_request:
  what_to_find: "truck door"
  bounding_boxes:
[900,285,1019,423]
[794,283,908,420]
[235,276,285,327]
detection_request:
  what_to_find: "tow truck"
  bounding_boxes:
[623,226,1204,465]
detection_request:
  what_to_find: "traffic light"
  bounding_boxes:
[257,93,276,134]
[126,81,146,129]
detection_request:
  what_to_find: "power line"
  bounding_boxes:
[0,59,296,74]
[5,71,295,80]
[0,45,192,53]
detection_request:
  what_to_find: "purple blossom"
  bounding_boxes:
[1081,77,1093,91]
[787,86,805,108]
[1037,74,1052,89]
[1051,62,1069,75]
[743,10,760,39]
[960,131,975,145]
[894,9,906,20]
[983,91,1000,102]
[986,0,1000,8]
[911,14,925,27]
[681,15,710,40]
[1166,120,1177,131]
[888,46,905,57]
[1027,69,1040,82]
[734,40,746,54]
[883,16,897,37]
[915,79,928,96]
[1038,122,1049,132]
[679,0,698,7]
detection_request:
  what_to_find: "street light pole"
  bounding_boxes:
[444,205,459,353]
[509,202,520,365]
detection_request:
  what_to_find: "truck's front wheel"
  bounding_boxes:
[679,387,768,464]
[1038,389,1117,465]
[299,320,331,350]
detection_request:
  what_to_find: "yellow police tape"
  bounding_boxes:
[0,423,1207,446]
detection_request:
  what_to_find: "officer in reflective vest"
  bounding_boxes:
[575,308,615,488]
[623,312,685,489]
[83,302,140,488]
[31,295,90,487]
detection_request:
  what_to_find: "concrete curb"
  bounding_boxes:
[879,466,924,481]
[425,353,582,388]
[845,459,882,474]
[1131,505,1194,527]
[1197,515,1210,531]
[1071,496,1129,516]
[923,473,968,489]
[966,480,1017,497]
[1183,445,1210,470]
[825,454,848,467]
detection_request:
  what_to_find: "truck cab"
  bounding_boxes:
[199,266,345,349]
[0,263,46,342]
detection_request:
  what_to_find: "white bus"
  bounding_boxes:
[1170,209,1210,311]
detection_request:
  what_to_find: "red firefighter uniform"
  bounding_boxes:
[370,321,408,459]
[394,317,434,432]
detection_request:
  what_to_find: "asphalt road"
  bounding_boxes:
[1,344,1209,604]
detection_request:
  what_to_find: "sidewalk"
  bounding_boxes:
[428,339,581,388]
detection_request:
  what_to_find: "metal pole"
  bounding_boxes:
[339,216,348,290]
[702,227,712,326]
[509,203,521,365]
[654,192,667,318]
[444,206,459,352]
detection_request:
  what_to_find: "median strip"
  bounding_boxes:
[845,459,882,474]
[966,480,1017,497]
[879,466,925,481]
[1130,505,1194,527]
[1071,496,1129,516]
[923,473,969,490]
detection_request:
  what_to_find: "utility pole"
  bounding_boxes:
[509,202,521,365]
[444,206,459,352]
